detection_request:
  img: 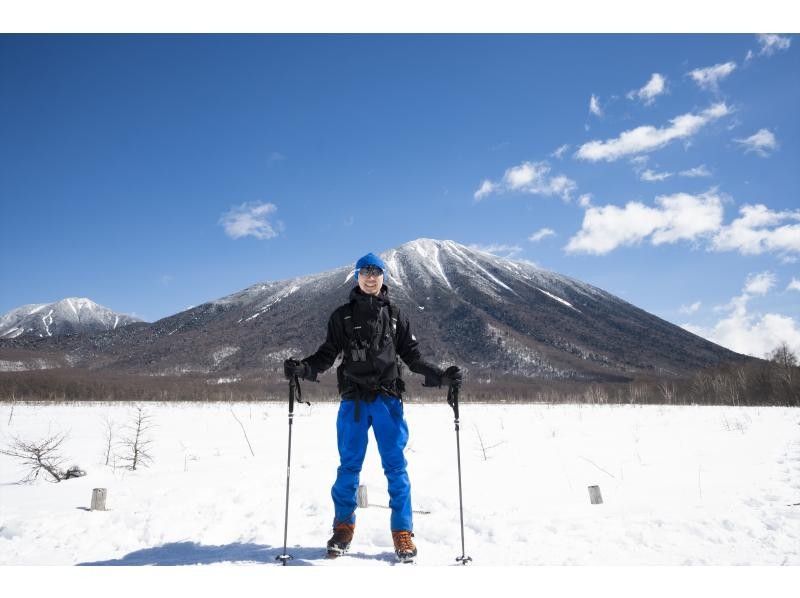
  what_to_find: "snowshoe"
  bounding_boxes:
[392,530,417,563]
[326,523,355,558]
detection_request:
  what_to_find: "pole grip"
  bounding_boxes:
[447,383,460,420]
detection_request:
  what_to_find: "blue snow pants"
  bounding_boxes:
[331,394,413,532]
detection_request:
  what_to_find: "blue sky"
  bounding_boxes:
[1,34,798,357]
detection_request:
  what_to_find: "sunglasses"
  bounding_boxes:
[359,265,384,278]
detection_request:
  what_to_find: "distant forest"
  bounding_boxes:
[0,343,798,407]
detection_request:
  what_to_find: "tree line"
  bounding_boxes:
[0,343,797,407]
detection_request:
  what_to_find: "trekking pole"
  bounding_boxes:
[447,382,472,565]
[276,374,305,565]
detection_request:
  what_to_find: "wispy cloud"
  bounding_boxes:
[744,271,777,295]
[681,273,800,358]
[734,128,778,157]
[219,201,283,240]
[711,204,800,256]
[565,190,725,255]
[589,94,602,117]
[467,243,523,258]
[474,179,499,201]
[757,33,792,56]
[575,103,730,162]
[628,73,666,105]
[551,144,570,159]
[474,160,577,202]
[528,228,556,242]
[679,165,712,178]
[640,169,672,182]
[679,301,702,315]
[688,62,737,91]
[267,151,286,165]
[788,278,800,292]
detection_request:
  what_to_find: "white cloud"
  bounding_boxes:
[565,190,724,255]
[577,194,593,208]
[680,301,702,315]
[219,201,283,240]
[641,169,672,182]
[788,278,800,292]
[688,62,737,91]
[267,151,285,164]
[743,271,776,295]
[628,73,666,105]
[575,103,730,162]
[679,165,712,178]
[757,33,791,56]
[711,204,800,256]
[475,161,577,202]
[468,243,523,258]
[474,179,498,201]
[551,144,570,159]
[734,128,778,157]
[745,49,755,63]
[528,228,556,242]
[681,273,800,358]
[589,94,602,117]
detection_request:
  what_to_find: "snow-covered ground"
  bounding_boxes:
[0,401,798,566]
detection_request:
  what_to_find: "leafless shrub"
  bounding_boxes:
[102,416,116,466]
[0,432,70,483]
[229,406,255,457]
[118,406,154,471]
[473,424,506,461]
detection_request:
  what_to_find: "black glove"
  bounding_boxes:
[283,358,309,380]
[440,365,462,388]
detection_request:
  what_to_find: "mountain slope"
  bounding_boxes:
[0,298,142,340]
[1,239,746,382]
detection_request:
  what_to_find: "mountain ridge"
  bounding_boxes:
[0,239,747,384]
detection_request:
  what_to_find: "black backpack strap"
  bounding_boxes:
[343,303,355,340]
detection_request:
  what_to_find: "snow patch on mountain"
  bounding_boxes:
[242,285,300,323]
[212,346,240,366]
[536,288,581,313]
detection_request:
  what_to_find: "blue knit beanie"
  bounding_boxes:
[354,252,386,281]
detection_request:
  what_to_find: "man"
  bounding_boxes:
[284,251,462,563]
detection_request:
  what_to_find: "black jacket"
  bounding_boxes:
[301,285,444,399]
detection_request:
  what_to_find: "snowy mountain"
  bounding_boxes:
[0,239,746,383]
[0,298,142,340]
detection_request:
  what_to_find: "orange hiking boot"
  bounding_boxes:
[391,530,417,563]
[326,523,355,558]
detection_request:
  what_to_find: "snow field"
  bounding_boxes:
[0,401,798,566]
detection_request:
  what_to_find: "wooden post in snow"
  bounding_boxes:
[91,488,107,511]
[588,485,603,504]
[357,484,368,508]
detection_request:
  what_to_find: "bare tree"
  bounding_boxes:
[229,406,255,457]
[657,381,677,404]
[102,416,116,466]
[7,392,16,426]
[119,406,155,471]
[768,342,798,391]
[473,424,506,461]
[0,432,69,483]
